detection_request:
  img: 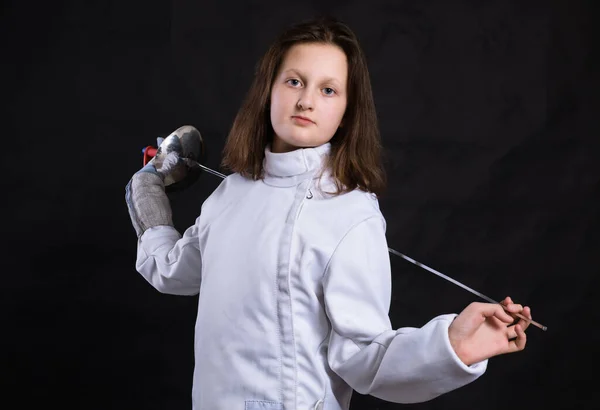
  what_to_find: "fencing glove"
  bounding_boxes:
[125,150,181,237]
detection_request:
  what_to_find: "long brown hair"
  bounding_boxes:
[221,16,386,196]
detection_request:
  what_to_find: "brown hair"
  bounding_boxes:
[221,16,386,196]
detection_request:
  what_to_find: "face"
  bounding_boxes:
[270,43,348,153]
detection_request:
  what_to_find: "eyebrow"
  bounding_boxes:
[282,68,342,87]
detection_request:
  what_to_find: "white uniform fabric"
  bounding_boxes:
[135,143,487,410]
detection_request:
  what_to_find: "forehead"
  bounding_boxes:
[279,43,348,83]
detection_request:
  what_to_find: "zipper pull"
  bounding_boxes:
[306,188,313,199]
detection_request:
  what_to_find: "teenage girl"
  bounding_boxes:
[126,16,533,410]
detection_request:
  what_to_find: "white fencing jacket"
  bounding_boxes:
[135,142,487,410]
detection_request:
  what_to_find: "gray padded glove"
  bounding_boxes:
[125,151,181,237]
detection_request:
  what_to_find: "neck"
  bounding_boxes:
[262,143,331,187]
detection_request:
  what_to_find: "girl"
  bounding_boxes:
[126,16,533,410]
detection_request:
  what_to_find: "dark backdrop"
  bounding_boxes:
[3,0,598,409]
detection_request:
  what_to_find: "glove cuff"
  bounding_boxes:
[126,171,173,237]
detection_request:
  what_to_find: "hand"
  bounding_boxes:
[448,296,532,366]
[138,151,182,181]
[126,151,180,237]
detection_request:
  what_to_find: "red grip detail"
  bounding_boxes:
[142,146,158,166]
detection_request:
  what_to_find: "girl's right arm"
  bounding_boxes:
[125,153,202,295]
[135,222,202,296]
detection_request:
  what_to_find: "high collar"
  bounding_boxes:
[262,143,331,187]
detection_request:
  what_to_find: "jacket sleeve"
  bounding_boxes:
[135,218,202,296]
[323,216,487,403]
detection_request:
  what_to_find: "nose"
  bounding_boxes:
[297,88,314,111]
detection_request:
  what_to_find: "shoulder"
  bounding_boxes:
[333,188,386,232]
[342,188,382,214]
[199,172,256,223]
[301,182,387,244]
[297,186,387,271]
[313,173,385,227]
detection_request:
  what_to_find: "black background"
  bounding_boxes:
[3,0,599,409]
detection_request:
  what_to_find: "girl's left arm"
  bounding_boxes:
[323,216,487,404]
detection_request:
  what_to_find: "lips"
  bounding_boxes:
[292,115,315,124]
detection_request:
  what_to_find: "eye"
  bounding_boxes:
[286,79,301,87]
[322,87,336,96]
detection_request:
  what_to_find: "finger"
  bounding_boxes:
[506,323,520,340]
[519,306,532,331]
[503,302,524,314]
[509,323,527,352]
[477,303,514,324]
[500,297,520,315]
[502,296,513,305]
[506,306,533,333]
